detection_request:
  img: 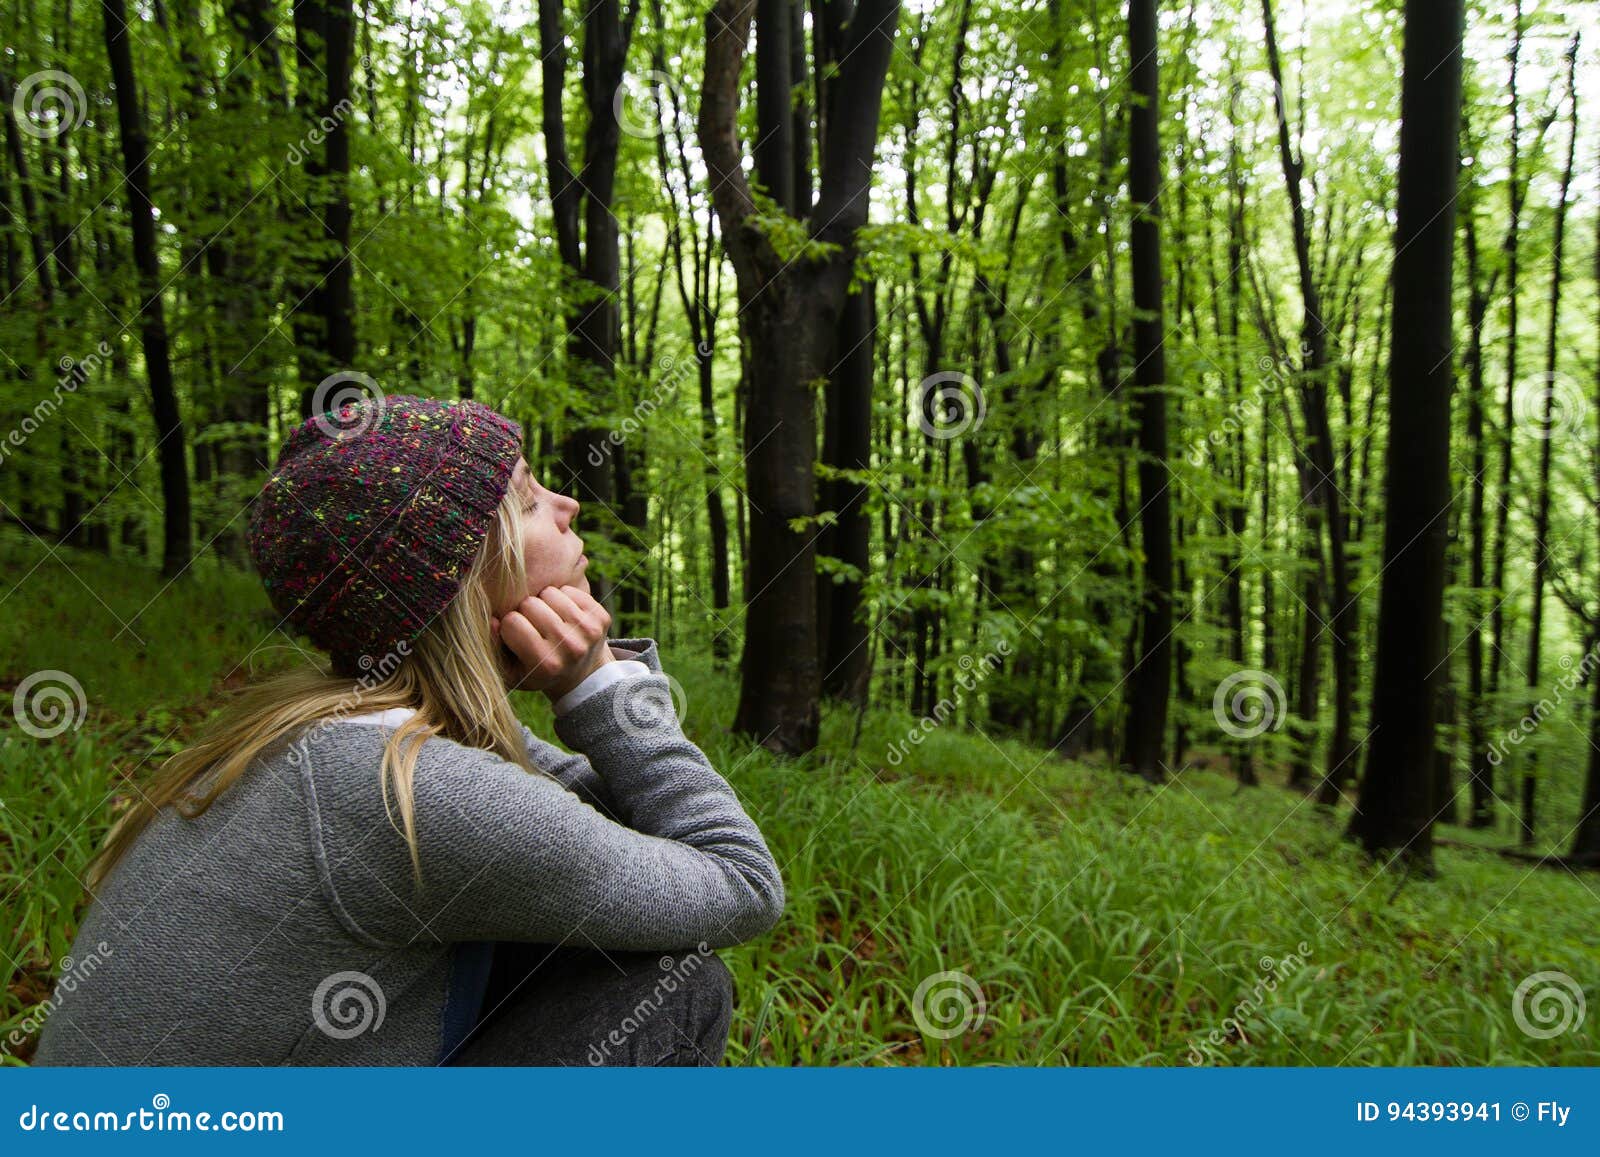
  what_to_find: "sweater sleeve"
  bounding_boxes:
[517,637,657,816]
[304,639,785,952]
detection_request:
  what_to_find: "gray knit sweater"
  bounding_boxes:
[30,638,784,1066]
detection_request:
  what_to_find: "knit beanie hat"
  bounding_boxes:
[247,393,524,677]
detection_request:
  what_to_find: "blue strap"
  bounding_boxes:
[437,940,497,1065]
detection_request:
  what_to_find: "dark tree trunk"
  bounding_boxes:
[0,67,58,533]
[1487,0,1526,741]
[539,0,637,612]
[1571,669,1600,866]
[1119,0,1172,782]
[101,0,192,578]
[209,0,284,563]
[289,0,357,419]
[754,0,795,212]
[1348,0,1464,869]
[1223,92,1255,784]
[700,0,899,754]
[819,282,874,705]
[1460,148,1498,829]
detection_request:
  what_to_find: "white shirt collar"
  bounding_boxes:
[340,707,419,727]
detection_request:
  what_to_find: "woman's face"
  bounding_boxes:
[501,457,588,613]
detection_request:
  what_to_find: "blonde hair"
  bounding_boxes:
[86,482,541,893]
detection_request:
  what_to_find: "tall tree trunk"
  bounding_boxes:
[539,0,637,612]
[819,282,873,705]
[1460,128,1499,829]
[101,0,192,578]
[1119,0,1172,782]
[700,0,900,754]
[1223,85,1255,784]
[1348,0,1464,869]
[1486,0,1525,743]
[290,0,357,418]
[208,0,284,563]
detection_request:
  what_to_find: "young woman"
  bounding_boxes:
[32,394,784,1066]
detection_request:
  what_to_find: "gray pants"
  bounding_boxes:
[442,941,734,1066]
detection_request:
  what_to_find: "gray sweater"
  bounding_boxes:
[30,638,784,1065]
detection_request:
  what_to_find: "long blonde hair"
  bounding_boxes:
[86,482,540,893]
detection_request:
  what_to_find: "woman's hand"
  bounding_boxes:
[491,584,615,701]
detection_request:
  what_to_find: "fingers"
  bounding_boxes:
[496,602,564,682]
[536,585,610,638]
[499,587,607,665]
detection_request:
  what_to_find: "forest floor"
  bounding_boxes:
[2,524,1596,1065]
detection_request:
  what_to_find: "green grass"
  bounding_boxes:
[2,524,1597,1065]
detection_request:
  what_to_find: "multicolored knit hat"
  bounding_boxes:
[246,393,524,677]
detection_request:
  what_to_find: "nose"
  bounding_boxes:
[533,476,581,531]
